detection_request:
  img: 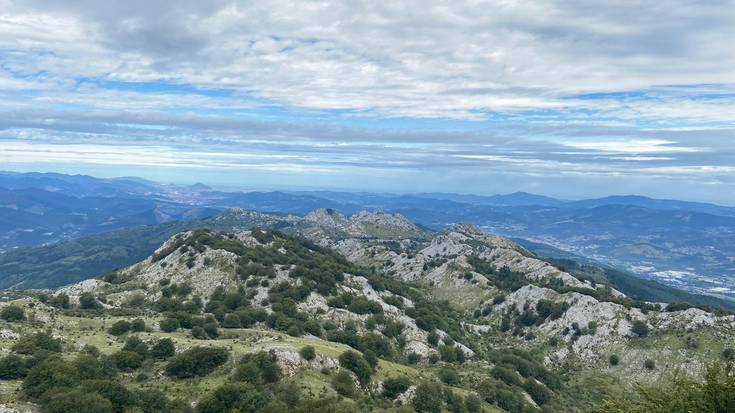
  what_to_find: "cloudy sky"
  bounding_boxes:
[1,1,734,203]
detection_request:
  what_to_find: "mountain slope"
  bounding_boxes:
[3,215,735,412]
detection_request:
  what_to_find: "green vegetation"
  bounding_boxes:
[164,347,229,378]
[594,361,735,412]
[0,225,732,413]
[0,304,25,321]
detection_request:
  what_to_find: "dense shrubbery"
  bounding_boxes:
[108,320,131,336]
[1,304,26,321]
[382,376,411,399]
[468,257,527,291]
[165,347,229,378]
[0,354,27,379]
[12,331,62,354]
[299,346,316,361]
[594,361,735,413]
[150,338,176,359]
[338,351,373,385]
[233,351,281,385]
[196,382,267,413]
[631,320,649,337]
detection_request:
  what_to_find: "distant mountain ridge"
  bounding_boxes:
[1,171,734,299]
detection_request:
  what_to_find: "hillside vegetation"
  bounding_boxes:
[0,211,733,412]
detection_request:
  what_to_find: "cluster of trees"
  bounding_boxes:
[412,380,483,413]
[467,257,528,292]
[470,349,561,411]
[1,304,26,321]
[0,330,186,413]
[594,361,735,412]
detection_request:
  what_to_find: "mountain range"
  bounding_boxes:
[1,171,734,300]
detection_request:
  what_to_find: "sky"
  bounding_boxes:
[1,1,734,203]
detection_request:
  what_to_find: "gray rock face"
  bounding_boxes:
[492,284,735,364]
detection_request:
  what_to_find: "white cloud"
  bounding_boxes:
[0,1,734,201]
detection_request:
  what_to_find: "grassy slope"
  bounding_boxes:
[0,298,503,412]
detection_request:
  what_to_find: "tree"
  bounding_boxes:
[233,351,281,385]
[108,320,131,336]
[338,351,372,385]
[22,355,78,399]
[109,351,143,371]
[299,345,316,361]
[151,338,176,359]
[159,318,180,333]
[131,319,146,332]
[196,383,268,413]
[644,359,656,370]
[1,304,25,322]
[413,381,443,413]
[165,347,229,378]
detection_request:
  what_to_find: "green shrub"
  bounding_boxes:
[631,320,649,337]
[233,351,282,385]
[191,326,208,339]
[22,354,78,399]
[438,367,460,385]
[81,380,134,413]
[108,320,131,336]
[347,296,383,315]
[491,366,522,386]
[338,351,372,385]
[382,376,411,399]
[39,389,113,413]
[332,370,357,398]
[0,354,27,379]
[165,347,229,378]
[131,319,146,332]
[644,359,656,370]
[151,338,176,359]
[609,354,620,366]
[299,346,316,361]
[196,383,268,413]
[465,393,482,413]
[413,381,443,413]
[109,351,143,371]
[593,361,735,413]
[159,317,180,333]
[523,379,552,405]
[0,304,25,321]
[12,332,62,355]
[222,313,241,328]
[79,292,101,310]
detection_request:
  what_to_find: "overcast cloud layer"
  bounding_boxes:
[1,1,734,202]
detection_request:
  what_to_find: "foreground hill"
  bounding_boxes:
[1,214,734,412]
